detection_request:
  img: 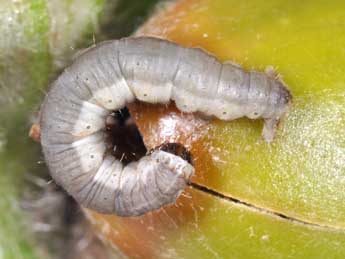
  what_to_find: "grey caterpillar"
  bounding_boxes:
[40,37,292,216]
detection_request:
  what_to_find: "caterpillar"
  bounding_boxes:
[39,37,292,216]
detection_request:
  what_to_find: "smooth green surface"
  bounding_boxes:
[181,0,345,228]
[167,189,345,259]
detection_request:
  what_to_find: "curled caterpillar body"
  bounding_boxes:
[40,37,292,216]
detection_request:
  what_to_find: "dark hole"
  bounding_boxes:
[105,107,147,164]
[105,107,193,166]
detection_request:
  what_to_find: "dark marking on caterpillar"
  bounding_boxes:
[39,37,292,217]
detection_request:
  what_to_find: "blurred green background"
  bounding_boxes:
[0,0,160,258]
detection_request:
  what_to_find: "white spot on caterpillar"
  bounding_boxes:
[88,82,135,110]
[131,81,173,103]
[70,132,107,173]
[72,101,108,137]
[39,36,292,217]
